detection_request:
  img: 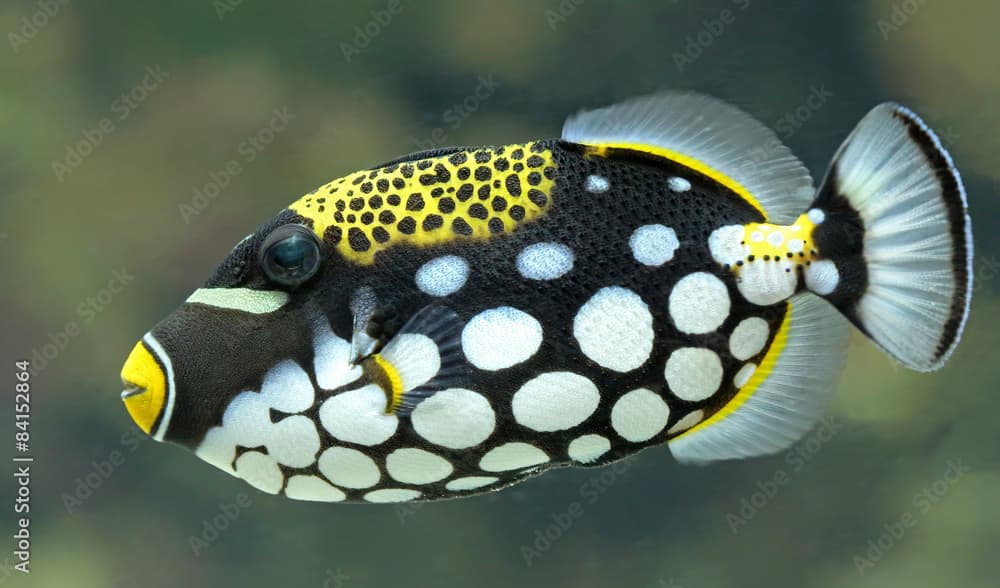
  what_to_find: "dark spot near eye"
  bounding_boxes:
[456,184,474,202]
[505,174,522,197]
[469,203,488,219]
[438,197,455,213]
[527,171,542,186]
[488,217,505,234]
[406,194,424,211]
[325,225,343,244]
[348,228,371,252]
[398,217,416,234]
[452,217,473,236]
[528,189,548,207]
[422,214,444,231]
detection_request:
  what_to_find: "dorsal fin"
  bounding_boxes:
[562,92,815,223]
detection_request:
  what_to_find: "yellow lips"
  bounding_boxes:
[120,340,166,435]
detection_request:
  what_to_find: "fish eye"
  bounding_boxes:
[259,224,322,286]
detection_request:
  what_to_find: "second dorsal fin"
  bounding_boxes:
[561,92,816,223]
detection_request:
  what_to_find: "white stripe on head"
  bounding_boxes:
[186,288,289,314]
[143,333,176,442]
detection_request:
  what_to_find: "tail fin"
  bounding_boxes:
[806,103,973,371]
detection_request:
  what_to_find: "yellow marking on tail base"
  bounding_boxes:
[583,143,769,219]
[289,143,557,265]
[670,301,794,441]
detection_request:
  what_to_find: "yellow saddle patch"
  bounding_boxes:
[289,142,557,265]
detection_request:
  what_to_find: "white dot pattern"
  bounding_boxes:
[516,242,575,280]
[629,224,680,267]
[411,388,495,449]
[512,372,600,432]
[668,272,731,334]
[318,446,381,489]
[610,388,671,443]
[729,317,770,360]
[567,434,612,463]
[386,448,454,485]
[664,347,723,402]
[479,443,549,472]
[462,307,543,371]
[415,255,469,297]
[573,286,654,372]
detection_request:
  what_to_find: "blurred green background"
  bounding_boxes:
[1,1,997,587]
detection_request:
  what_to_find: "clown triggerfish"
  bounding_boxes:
[120,93,972,503]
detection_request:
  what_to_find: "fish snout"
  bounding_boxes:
[120,337,170,437]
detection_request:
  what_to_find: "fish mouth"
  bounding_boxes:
[120,338,169,436]
[121,381,147,399]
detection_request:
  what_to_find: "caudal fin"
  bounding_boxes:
[807,103,973,371]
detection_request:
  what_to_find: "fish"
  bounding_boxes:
[119,93,973,503]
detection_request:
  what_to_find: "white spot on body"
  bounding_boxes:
[573,286,654,372]
[386,448,454,485]
[411,388,496,449]
[737,259,798,305]
[629,224,680,267]
[234,451,283,494]
[318,446,381,489]
[516,242,574,280]
[729,317,770,360]
[805,259,840,295]
[733,363,757,388]
[446,476,499,491]
[364,488,422,503]
[259,360,313,413]
[567,434,611,463]
[667,409,704,435]
[462,307,543,371]
[586,174,610,193]
[668,176,692,192]
[319,384,398,446]
[668,272,731,334]
[285,475,347,502]
[611,388,671,442]
[313,323,363,390]
[511,372,600,432]
[479,443,549,472]
[664,347,724,402]
[415,255,469,297]
[751,231,765,243]
[807,208,826,224]
[186,288,289,314]
[788,238,805,254]
[767,231,785,247]
[708,225,748,266]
